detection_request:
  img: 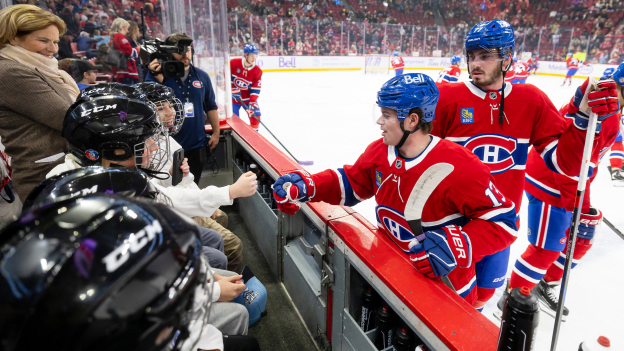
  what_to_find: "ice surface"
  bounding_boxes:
[249,69,624,350]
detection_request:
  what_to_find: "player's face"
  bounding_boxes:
[467,49,507,89]
[245,53,257,65]
[156,101,175,127]
[376,107,402,145]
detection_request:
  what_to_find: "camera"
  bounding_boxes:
[143,38,193,79]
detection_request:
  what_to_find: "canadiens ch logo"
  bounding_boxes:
[193,81,202,88]
[462,134,519,174]
[376,205,414,253]
[234,77,251,89]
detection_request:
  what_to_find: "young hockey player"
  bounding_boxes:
[502,66,623,320]
[391,51,404,76]
[272,73,518,304]
[433,20,620,310]
[562,52,581,86]
[437,55,462,83]
[231,44,263,130]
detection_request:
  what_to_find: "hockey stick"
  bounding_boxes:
[404,163,457,292]
[237,100,314,166]
[603,217,624,241]
[550,110,599,351]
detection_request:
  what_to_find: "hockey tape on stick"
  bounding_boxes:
[404,163,456,292]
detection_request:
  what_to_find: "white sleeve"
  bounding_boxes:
[151,180,233,218]
[210,279,221,303]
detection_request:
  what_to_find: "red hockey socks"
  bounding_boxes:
[609,141,623,169]
[544,237,592,282]
[510,244,560,290]
[474,287,495,309]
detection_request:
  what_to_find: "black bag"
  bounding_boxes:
[105,46,128,70]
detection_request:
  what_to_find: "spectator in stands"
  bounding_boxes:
[83,14,97,35]
[76,31,98,57]
[127,20,143,81]
[146,33,221,184]
[95,43,112,71]
[110,17,140,84]
[69,59,101,90]
[57,29,78,59]
[0,4,79,202]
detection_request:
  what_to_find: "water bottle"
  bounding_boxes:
[496,287,539,351]
[375,306,394,350]
[579,336,612,350]
[360,287,377,332]
[393,327,414,351]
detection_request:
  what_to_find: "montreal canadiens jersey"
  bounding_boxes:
[525,103,621,212]
[437,66,462,83]
[391,56,404,71]
[308,136,518,301]
[230,58,262,105]
[566,56,580,69]
[433,82,589,216]
[504,67,516,82]
[514,62,530,80]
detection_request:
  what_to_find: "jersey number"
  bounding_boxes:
[485,181,506,207]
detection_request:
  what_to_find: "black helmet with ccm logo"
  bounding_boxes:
[0,194,215,351]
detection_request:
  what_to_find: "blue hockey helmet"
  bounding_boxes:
[377,73,438,122]
[450,55,461,65]
[244,44,259,55]
[513,57,518,63]
[603,67,616,78]
[611,60,624,85]
[464,20,515,60]
[393,51,399,56]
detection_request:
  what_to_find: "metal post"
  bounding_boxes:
[280,19,283,55]
[568,27,575,52]
[235,13,238,45]
[316,20,319,55]
[296,18,298,48]
[411,25,414,56]
[363,23,366,55]
[449,28,452,56]
[250,15,253,45]
[399,25,403,54]
[585,30,591,62]
[347,22,350,55]
[522,30,526,52]
[341,21,344,55]
[383,23,388,54]
[423,27,426,56]
[188,0,195,44]
[437,26,439,50]
[537,27,543,55]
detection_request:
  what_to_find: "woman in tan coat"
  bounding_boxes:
[0,5,80,201]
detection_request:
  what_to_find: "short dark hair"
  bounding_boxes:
[165,33,191,46]
[408,107,433,134]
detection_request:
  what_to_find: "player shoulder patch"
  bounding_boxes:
[237,68,241,73]
[375,170,382,188]
[460,108,474,124]
[193,81,202,88]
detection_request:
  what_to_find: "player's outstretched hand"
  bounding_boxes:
[272,170,316,215]
[578,206,602,240]
[587,80,619,119]
[408,225,472,278]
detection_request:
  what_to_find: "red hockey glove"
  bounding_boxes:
[272,170,316,215]
[408,225,472,278]
[577,206,602,241]
[587,80,619,119]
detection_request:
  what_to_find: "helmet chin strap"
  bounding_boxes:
[395,120,419,150]
[499,57,511,125]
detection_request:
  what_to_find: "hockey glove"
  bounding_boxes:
[247,102,260,118]
[272,170,316,215]
[587,80,619,119]
[408,225,472,278]
[232,88,242,103]
[577,206,602,240]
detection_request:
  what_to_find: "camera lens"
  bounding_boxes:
[166,65,176,73]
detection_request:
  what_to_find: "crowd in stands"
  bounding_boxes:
[229,0,624,63]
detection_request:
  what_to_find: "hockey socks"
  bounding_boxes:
[609,140,623,170]
[474,287,495,309]
[544,237,593,283]
[510,244,560,290]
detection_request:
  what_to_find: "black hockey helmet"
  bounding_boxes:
[62,95,169,175]
[0,194,215,351]
[22,166,162,211]
[135,82,185,136]
[76,82,147,104]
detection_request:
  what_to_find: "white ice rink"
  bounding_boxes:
[246,69,624,350]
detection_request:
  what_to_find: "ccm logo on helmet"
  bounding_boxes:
[81,104,117,117]
[102,220,162,272]
[403,75,425,84]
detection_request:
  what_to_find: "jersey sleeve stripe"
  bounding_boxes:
[512,265,541,284]
[456,276,477,298]
[421,213,463,227]
[525,174,561,197]
[334,168,362,207]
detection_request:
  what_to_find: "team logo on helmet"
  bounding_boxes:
[376,205,414,253]
[560,238,566,244]
[462,134,522,174]
[85,149,99,160]
[619,77,624,84]
[403,74,424,84]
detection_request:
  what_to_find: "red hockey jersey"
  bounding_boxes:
[514,62,530,80]
[391,56,404,71]
[308,136,518,302]
[433,82,589,217]
[525,103,621,212]
[230,58,262,105]
[437,66,462,83]
[566,56,580,69]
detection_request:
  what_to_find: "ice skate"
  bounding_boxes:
[532,279,568,321]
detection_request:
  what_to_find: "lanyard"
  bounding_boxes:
[175,68,193,102]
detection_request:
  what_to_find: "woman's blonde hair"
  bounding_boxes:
[0,4,66,50]
[127,21,140,42]
[110,18,130,36]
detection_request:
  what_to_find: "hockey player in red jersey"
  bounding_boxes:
[272,73,518,305]
[231,44,263,130]
[602,67,624,185]
[432,20,620,310]
[507,58,529,84]
[436,55,462,83]
[391,52,404,76]
[502,69,622,320]
[562,52,582,86]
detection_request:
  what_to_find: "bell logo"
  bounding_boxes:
[102,220,162,272]
[403,75,424,84]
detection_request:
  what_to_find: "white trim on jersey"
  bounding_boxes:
[421,213,463,227]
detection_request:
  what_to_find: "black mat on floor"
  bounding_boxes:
[222,206,318,351]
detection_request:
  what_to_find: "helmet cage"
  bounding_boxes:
[134,132,169,173]
[153,97,185,136]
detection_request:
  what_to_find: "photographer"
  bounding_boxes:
[146,33,220,185]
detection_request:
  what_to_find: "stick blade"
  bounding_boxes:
[404,163,454,222]
[298,161,314,166]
